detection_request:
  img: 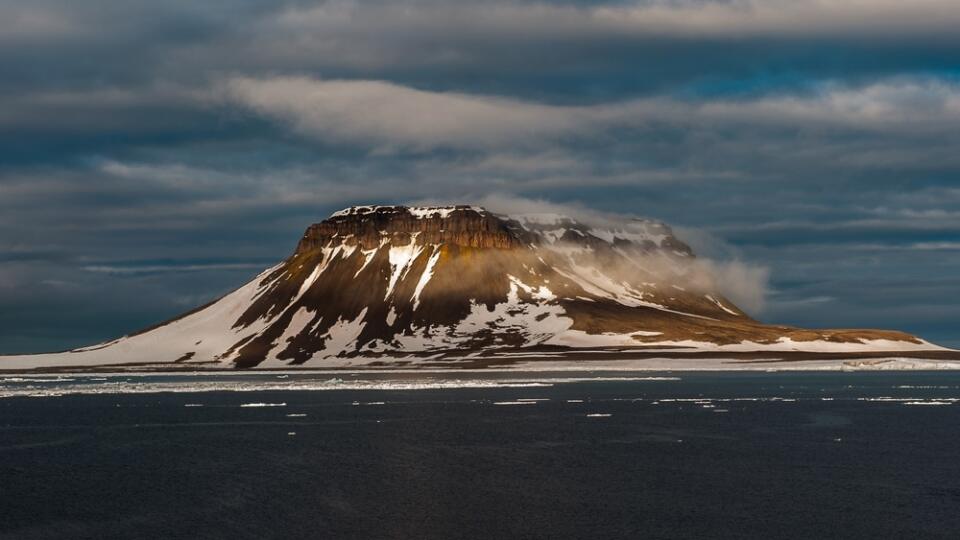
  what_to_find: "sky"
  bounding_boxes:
[1,0,959,353]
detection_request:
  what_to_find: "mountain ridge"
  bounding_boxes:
[1,205,952,371]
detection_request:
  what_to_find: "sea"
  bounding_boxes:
[2,371,960,539]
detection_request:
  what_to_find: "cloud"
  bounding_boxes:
[691,259,770,314]
[0,5,80,41]
[222,76,583,150]
[909,242,960,251]
[593,0,960,37]
[271,1,960,50]
[222,75,960,150]
[448,194,772,314]
[5,0,960,112]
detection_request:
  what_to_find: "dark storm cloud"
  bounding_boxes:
[1,0,958,352]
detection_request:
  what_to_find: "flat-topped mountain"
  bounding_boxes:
[1,205,951,371]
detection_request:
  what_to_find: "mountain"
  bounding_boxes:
[1,205,951,371]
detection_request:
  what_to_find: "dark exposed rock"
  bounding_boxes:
[296,206,530,252]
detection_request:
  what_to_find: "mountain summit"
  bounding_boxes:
[1,205,947,371]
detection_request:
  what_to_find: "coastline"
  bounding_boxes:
[2,350,960,375]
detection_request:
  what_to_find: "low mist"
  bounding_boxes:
[412,194,771,315]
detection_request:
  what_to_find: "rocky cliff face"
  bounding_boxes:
[0,205,942,371]
[296,206,530,252]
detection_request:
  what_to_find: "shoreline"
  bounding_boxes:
[3,352,960,376]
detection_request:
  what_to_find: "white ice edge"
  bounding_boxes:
[0,376,679,399]
[3,353,960,380]
[4,378,959,404]
[506,357,960,372]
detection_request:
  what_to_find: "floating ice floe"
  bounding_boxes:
[240,402,287,408]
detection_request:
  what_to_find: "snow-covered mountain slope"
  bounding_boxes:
[0,205,947,371]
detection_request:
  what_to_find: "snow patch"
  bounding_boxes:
[354,247,380,277]
[318,308,368,356]
[331,205,484,220]
[706,294,738,316]
[546,330,661,347]
[268,306,315,360]
[385,242,424,299]
[412,247,441,310]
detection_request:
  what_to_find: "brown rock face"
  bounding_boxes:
[296,206,530,253]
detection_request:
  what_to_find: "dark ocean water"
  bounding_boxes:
[2,371,960,540]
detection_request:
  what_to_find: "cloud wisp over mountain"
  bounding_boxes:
[1,0,958,352]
